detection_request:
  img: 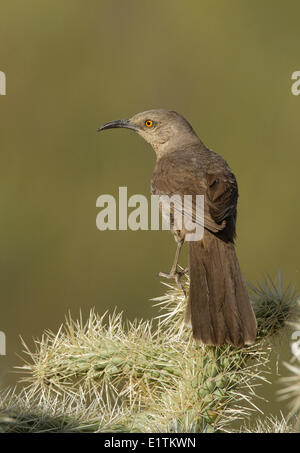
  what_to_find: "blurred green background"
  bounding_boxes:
[0,0,299,419]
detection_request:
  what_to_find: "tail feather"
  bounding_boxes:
[185,231,257,347]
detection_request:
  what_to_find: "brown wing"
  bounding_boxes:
[151,149,238,236]
[205,171,238,225]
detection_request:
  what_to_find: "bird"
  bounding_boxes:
[98,109,257,347]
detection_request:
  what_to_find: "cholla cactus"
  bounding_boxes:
[279,314,300,418]
[240,413,297,433]
[0,272,298,432]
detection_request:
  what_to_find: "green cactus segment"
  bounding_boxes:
[0,273,298,433]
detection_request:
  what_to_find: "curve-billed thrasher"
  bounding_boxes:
[98,109,257,347]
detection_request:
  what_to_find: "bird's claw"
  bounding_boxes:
[158,267,188,296]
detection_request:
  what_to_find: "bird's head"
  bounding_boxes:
[98,109,200,155]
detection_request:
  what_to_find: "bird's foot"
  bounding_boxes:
[158,267,188,296]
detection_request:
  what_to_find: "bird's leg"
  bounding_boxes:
[159,240,182,278]
[158,235,188,295]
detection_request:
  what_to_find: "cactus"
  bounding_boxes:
[0,272,298,432]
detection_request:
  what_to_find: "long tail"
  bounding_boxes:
[185,230,257,347]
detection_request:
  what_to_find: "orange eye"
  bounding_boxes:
[145,120,153,128]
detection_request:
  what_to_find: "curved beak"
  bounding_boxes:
[97,119,137,132]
